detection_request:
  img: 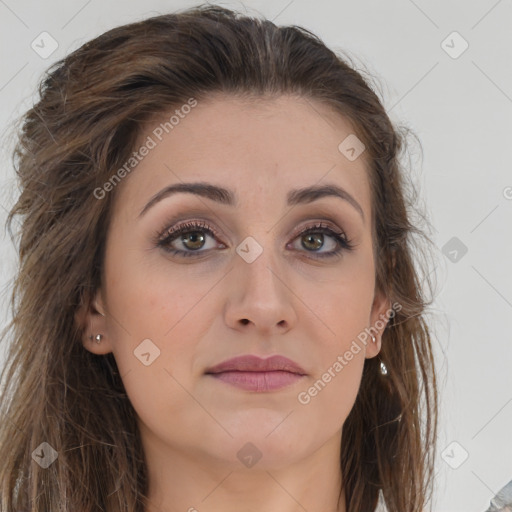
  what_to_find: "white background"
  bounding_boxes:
[0,1,511,511]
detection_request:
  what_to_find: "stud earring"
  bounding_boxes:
[370,334,376,343]
[88,334,103,344]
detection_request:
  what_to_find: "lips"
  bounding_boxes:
[205,354,307,375]
[205,355,307,392]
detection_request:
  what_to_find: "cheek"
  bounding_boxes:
[296,264,374,409]
[104,245,218,338]
[304,266,375,347]
[102,258,215,441]
[100,248,195,386]
[294,281,372,431]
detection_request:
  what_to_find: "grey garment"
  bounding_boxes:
[485,480,512,512]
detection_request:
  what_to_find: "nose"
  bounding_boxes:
[223,245,297,336]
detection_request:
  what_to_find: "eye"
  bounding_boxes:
[286,222,355,259]
[156,220,224,258]
[156,220,355,259]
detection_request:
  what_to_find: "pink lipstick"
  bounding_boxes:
[205,354,307,392]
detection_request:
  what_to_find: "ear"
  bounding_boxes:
[365,286,392,359]
[74,289,113,355]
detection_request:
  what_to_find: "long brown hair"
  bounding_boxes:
[0,4,439,511]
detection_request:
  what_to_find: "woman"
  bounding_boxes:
[0,4,438,511]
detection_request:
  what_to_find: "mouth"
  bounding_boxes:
[204,354,307,392]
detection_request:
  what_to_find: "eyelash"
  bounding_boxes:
[155,220,355,259]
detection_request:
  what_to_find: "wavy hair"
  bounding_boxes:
[0,4,438,511]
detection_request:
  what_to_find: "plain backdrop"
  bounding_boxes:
[0,1,511,511]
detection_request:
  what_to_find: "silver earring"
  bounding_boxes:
[370,334,376,343]
[88,334,103,344]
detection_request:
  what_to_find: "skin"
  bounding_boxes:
[79,93,391,512]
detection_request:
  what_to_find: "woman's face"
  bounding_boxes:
[82,94,390,472]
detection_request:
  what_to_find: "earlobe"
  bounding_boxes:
[83,332,112,355]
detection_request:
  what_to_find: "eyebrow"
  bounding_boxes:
[138,181,365,222]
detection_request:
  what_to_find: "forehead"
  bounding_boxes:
[113,93,372,221]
